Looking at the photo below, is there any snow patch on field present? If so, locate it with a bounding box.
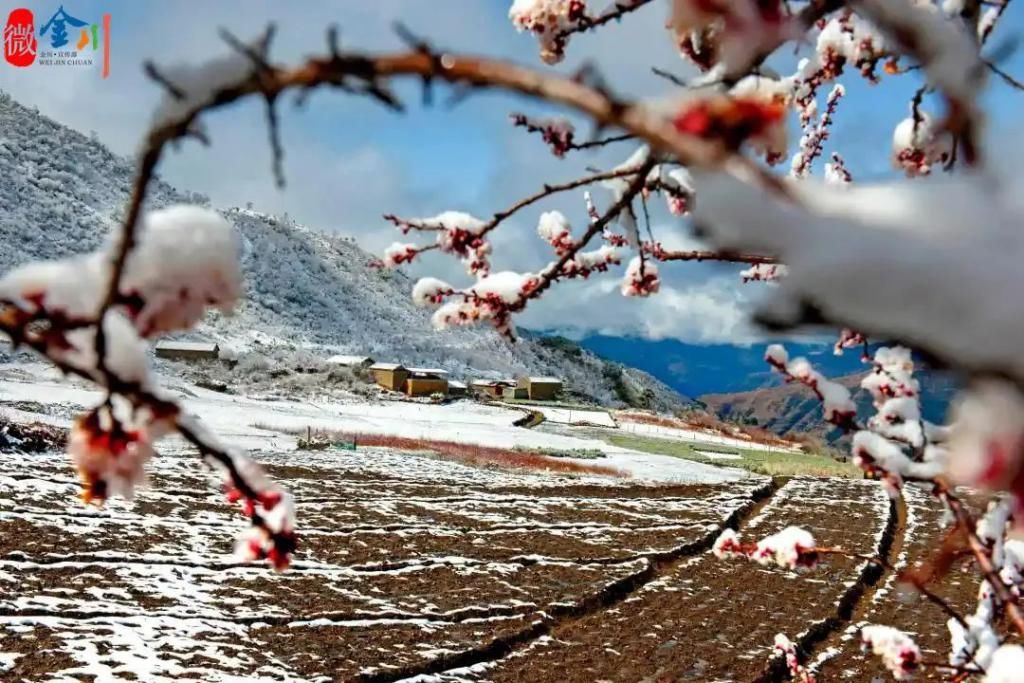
[0,361,742,485]
[617,421,801,453]
[525,406,617,428]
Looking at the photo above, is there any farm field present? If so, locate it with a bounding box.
[0,362,995,682]
[0,436,991,682]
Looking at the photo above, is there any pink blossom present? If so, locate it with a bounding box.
[892,112,953,177]
[621,257,660,297]
[712,528,744,559]
[751,526,817,570]
[68,400,173,504]
[411,277,454,307]
[509,0,587,64]
[383,242,419,267]
[860,625,921,680]
[773,634,816,683]
[537,210,575,255]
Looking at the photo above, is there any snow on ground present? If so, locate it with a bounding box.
[0,361,743,485]
[616,421,802,453]
[692,449,742,460]
[521,405,617,428]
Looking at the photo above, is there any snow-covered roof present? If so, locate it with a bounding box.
[526,376,562,384]
[472,378,515,386]
[448,380,467,390]
[327,354,373,366]
[407,367,449,377]
[370,362,405,371]
[155,341,219,352]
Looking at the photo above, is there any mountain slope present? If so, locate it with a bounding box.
[0,92,690,411]
[574,334,872,397]
[701,371,960,444]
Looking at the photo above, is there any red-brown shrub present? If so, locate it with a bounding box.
[334,432,626,478]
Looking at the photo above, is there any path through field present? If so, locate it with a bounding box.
[0,439,985,682]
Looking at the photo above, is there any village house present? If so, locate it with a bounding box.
[448,380,468,397]
[471,379,516,399]
[326,354,375,369]
[405,368,449,397]
[154,341,220,362]
[517,376,563,401]
[502,385,529,400]
[369,363,409,392]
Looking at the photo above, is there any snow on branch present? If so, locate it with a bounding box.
[692,171,1024,386]
[510,0,656,64]
[765,344,858,429]
[509,112,634,157]
[0,206,296,569]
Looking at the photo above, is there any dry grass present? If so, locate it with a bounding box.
[326,432,626,478]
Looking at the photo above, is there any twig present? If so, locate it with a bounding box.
[651,66,687,87]
[986,60,1024,89]
[816,547,970,629]
[518,158,658,307]
[647,248,778,264]
[555,0,658,39]
[385,165,643,237]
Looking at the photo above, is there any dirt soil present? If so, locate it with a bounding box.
[0,445,991,682]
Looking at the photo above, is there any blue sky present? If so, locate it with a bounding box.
[1,0,1022,344]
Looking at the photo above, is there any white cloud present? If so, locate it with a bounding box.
[517,270,765,344]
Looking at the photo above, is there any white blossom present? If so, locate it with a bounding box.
[751,526,816,570]
[411,277,453,307]
[621,256,660,297]
[860,625,921,680]
[537,210,574,254]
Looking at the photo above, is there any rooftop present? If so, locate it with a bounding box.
[370,362,405,371]
[154,341,219,352]
[327,355,374,365]
[407,367,449,377]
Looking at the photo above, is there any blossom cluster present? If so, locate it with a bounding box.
[421,271,540,337]
[713,526,818,571]
[214,441,298,571]
[673,94,787,165]
[510,113,576,157]
[892,112,953,177]
[667,0,797,74]
[946,381,1024,517]
[508,0,587,64]
[773,634,816,683]
[385,211,493,276]
[537,210,575,255]
[620,256,660,297]
[859,625,921,681]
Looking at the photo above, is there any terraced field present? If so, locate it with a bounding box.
[0,444,990,682]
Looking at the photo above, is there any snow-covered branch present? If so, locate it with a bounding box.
[0,206,296,569]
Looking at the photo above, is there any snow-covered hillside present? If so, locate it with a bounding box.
[0,92,691,411]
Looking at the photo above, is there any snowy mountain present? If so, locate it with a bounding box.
[0,92,691,411]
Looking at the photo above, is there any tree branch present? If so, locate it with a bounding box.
[384,165,644,237]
